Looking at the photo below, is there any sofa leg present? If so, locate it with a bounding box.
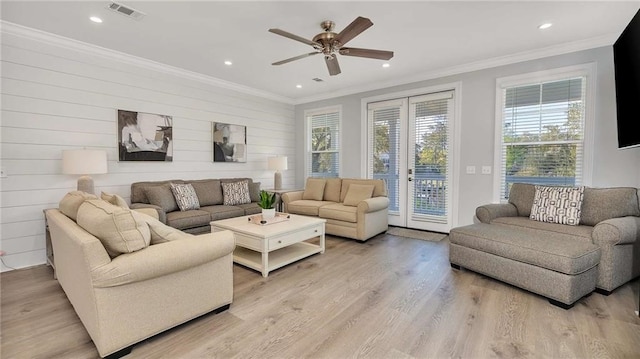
[595,288,613,296]
[548,299,574,310]
[103,345,133,359]
[450,263,461,270]
[213,303,231,314]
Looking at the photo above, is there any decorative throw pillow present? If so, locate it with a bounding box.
[303,178,326,201]
[76,199,150,258]
[59,191,98,221]
[343,184,375,206]
[101,192,129,209]
[530,185,585,225]
[145,185,179,213]
[170,183,200,211]
[250,182,261,203]
[221,180,251,206]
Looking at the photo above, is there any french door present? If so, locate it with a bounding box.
[367,90,455,233]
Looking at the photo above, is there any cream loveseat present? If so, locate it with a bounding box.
[282,178,389,241]
[450,183,640,309]
[130,178,262,234]
[46,191,235,358]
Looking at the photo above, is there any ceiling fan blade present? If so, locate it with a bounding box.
[272,52,320,65]
[334,16,373,46]
[268,28,318,47]
[339,47,394,60]
[325,56,341,76]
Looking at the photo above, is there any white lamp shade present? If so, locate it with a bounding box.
[62,150,108,175]
[267,156,288,171]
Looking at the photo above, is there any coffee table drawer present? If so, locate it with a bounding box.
[268,224,324,250]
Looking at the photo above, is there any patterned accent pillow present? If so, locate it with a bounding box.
[170,183,200,211]
[530,185,585,225]
[221,180,251,206]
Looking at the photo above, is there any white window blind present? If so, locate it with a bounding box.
[499,77,586,200]
[307,108,340,178]
[368,100,403,213]
[410,91,452,220]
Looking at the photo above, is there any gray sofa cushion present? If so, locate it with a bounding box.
[450,223,601,275]
[200,205,245,221]
[491,217,593,240]
[131,180,185,204]
[236,202,262,215]
[145,184,179,213]
[581,187,640,226]
[189,179,223,206]
[508,183,536,217]
[166,210,211,230]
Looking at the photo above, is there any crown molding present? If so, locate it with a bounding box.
[0,21,296,105]
[293,33,617,105]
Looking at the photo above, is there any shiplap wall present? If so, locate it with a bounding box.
[0,26,295,271]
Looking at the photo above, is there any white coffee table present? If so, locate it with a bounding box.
[210,214,326,277]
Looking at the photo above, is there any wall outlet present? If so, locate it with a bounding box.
[466,166,476,174]
[0,168,6,178]
[482,166,492,175]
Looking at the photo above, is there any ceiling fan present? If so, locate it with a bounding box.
[268,16,394,76]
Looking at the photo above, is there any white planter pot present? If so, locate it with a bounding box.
[262,208,276,219]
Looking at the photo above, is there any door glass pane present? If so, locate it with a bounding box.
[372,108,400,212]
[412,98,448,217]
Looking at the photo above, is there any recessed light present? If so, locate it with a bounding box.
[296,84,302,89]
[89,16,103,23]
[224,60,233,66]
[382,63,390,68]
[538,23,552,30]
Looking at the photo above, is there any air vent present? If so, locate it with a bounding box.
[107,2,146,20]
[312,78,324,82]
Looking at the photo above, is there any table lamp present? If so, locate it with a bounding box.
[267,156,288,190]
[62,149,108,195]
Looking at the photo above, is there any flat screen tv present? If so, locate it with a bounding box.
[613,9,640,149]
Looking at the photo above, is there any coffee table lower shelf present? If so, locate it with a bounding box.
[233,242,322,277]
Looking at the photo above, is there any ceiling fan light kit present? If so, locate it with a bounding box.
[269,16,394,76]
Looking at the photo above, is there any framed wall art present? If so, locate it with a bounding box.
[213,122,246,162]
[118,110,173,162]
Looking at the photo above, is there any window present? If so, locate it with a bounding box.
[495,65,593,201]
[305,106,341,178]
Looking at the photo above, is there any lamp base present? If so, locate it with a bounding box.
[274,171,282,190]
[77,175,95,195]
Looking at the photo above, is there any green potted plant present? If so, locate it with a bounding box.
[258,190,277,218]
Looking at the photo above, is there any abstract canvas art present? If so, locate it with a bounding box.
[213,122,246,162]
[118,110,173,162]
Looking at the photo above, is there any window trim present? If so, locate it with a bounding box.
[492,63,595,202]
[304,105,342,179]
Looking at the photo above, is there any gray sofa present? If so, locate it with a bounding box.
[130,178,261,234]
[450,183,640,309]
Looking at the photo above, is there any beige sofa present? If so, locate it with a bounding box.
[450,183,640,309]
[46,191,235,358]
[130,178,262,234]
[282,178,389,241]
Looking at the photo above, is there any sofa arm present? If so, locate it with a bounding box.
[357,196,389,213]
[282,191,303,204]
[130,203,166,223]
[475,203,518,223]
[91,230,235,288]
[592,216,640,246]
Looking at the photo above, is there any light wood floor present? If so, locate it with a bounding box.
[2,234,640,359]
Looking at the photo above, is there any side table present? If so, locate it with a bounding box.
[263,188,302,212]
[43,209,56,279]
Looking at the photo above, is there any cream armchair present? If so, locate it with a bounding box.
[45,193,235,358]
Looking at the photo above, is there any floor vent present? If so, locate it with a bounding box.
[107,2,146,20]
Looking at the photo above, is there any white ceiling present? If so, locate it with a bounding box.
[2,1,639,104]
